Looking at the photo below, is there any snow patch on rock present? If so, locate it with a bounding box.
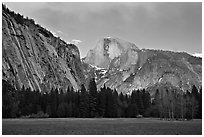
[89,64,106,70]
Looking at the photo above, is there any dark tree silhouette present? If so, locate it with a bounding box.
[88,78,98,117]
[79,84,89,117]
[2,78,202,119]
[97,85,107,117]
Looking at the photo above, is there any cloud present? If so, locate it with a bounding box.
[72,39,82,45]
[42,3,159,22]
[57,30,63,34]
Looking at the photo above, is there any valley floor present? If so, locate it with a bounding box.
[2,118,202,135]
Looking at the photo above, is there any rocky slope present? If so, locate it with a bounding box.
[83,37,202,95]
[2,5,85,92]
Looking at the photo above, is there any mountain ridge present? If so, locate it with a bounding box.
[83,37,202,94]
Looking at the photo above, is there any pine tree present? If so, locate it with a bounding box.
[180,91,184,120]
[97,86,107,117]
[153,89,162,118]
[135,90,144,115]
[105,87,114,117]
[88,78,98,117]
[72,91,80,117]
[50,88,59,117]
[112,89,119,117]
[118,92,126,117]
[79,84,89,117]
[191,85,199,119]
[127,90,139,117]
[25,87,32,115]
[142,89,151,117]
[185,90,192,119]
[65,87,72,104]
[163,89,171,119]
[19,85,26,116]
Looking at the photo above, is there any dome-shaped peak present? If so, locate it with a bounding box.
[101,37,139,51]
[84,37,140,68]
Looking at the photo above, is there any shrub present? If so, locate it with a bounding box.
[21,111,49,118]
[137,114,143,118]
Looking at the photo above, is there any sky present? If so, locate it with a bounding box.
[4,2,202,58]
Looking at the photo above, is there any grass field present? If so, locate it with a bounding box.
[2,118,202,135]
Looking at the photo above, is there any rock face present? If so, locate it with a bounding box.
[84,37,139,69]
[2,6,85,92]
[83,37,202,95]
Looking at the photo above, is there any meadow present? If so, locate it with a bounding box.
[2,118,202,135]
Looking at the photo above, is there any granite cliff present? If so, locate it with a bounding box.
[2,5,85,92]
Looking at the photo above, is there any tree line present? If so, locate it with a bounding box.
[150,85,202,120]
[2,78,202,119]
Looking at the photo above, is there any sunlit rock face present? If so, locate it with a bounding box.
[2,7,85,92]
[84,37,139,70]
[83,38,202,95]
